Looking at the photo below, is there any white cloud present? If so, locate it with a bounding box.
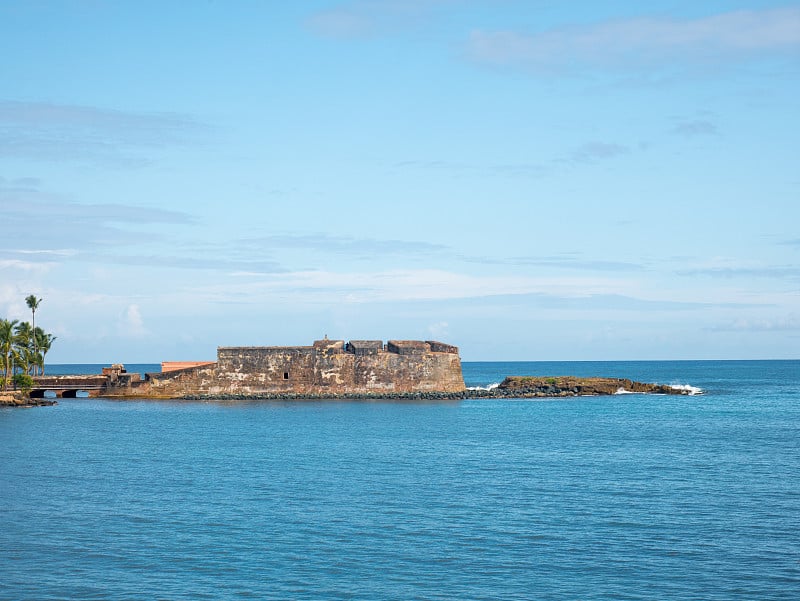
[306,0,456,38]
[467,8,800,72]
[307,6,374,38]
[119,304,149,338]
[672,120,719,137]
[567,142,630,163]
[0,100,208,165]
[1,182,200,264]
[678,265,800,280]
[197,268,639,305]
[427,321,449,339]
[710,315,800,332]
[0,259,55,273]
[242,233,448,256]
[12,249,79,257]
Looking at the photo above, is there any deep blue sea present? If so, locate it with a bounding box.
[2,360,798,600]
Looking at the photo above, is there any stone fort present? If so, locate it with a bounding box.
[110,339,465,398]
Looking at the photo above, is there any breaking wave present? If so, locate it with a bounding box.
[467,382,500,391]
[670,384,704,395]
[615,384,704,395]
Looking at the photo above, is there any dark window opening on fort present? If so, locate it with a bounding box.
[284,372,289,380]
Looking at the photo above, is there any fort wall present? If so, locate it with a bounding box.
[114,339,464,398]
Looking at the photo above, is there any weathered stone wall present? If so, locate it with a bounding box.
[353,350,463,391]
[108,339,465,398]
[215,346,352,394]
[135,363,219,398]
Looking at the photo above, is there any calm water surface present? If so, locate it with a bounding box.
[2,361,798,600]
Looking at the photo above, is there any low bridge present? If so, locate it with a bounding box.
[30,375,110,398]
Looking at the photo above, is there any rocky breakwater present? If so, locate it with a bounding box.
[494,376,689,398]
[182,376,693,401]
[0,391,57,407]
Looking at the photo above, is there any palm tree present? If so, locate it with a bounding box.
[35,328,56,376]
[25,295,41,362]
[14,321,34,375]
[11,346,30,379]
[0,318,18,390]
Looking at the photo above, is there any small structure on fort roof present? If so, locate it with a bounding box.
[346,340,383,355]
[103,338,465,398]
[387,340,428,355]
[102,364,142,388]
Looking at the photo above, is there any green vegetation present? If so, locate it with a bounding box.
[12,373,34,394]
[1,294,57,391]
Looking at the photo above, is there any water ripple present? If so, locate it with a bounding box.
[2,361,799,600]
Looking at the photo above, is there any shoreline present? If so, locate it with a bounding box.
[0,392,57,407]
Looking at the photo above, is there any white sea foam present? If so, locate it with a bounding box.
[670,384,704,395]
[614,387,634,395]
[467,382,500,391]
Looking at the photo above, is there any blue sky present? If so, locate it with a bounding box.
[1,0,798,362]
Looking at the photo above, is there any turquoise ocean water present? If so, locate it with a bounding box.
[2,360,798,600]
